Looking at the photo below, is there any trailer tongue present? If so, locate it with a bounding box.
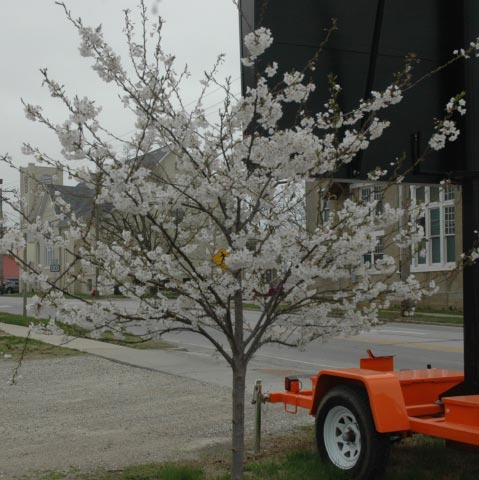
[263,350,477,479]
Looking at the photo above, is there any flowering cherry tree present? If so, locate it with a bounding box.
[1,3,475,479]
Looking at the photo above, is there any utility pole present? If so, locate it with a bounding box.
[22,231,27,317]
[0,179,4,289]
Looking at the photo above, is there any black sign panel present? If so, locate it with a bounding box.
[239,0,465,183]
[240,0,479,393]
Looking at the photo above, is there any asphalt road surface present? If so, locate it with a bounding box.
[0,295,463,376]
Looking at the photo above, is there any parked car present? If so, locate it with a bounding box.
[0,278,19,294]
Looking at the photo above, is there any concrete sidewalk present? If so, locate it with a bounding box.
[0,321,285,390]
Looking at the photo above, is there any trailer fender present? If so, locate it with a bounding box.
[311,370,410,433]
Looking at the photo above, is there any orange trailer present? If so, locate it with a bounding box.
[264,350,479,479]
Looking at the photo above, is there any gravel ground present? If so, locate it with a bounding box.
[0,355,312,479]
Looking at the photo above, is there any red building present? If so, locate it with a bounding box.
[1,254,19,280]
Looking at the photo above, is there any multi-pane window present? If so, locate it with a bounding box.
[321,197,331,224]
[357,185,384,267]
[46,247,53,267]
[444,205,456,263]
[360,186,383,215]
[444,185,455,201]
[411,185,456,268]
[363,235,385,266]
[246,239,258,252]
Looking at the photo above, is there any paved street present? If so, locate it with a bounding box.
[0,295,464,391]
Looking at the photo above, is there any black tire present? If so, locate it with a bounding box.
[316,385,390,480]
[5,288,12,294]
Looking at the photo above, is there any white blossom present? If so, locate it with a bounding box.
[265,62,278,77]
[241,27,273,66]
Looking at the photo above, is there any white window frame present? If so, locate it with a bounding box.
[410,185,456,272]
[46,246,53,267]
[363,231,385,267]
[359,185,383,216]
[350,184,386,271]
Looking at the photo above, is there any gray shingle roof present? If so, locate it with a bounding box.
[46,147,170,224]
[130,147,170,169]
[48,183,95,224]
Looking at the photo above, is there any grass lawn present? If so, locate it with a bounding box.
[0,311,47,328]
[0,311,176,350]
[0,332,81,359]
[379,310,463,325]
[31,429,479,480]
[99,330,176,350]
[243,304,464,326]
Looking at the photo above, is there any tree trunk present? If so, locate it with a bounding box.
[231,360,247,480]
[231,279,246,480]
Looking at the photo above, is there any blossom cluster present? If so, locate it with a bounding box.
[241,27,273,67]
[429,95,466,151]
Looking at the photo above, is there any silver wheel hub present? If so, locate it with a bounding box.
[323,405,361,470]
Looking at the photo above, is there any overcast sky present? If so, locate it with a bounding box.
[0,0,241,220]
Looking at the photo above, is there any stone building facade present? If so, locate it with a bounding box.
[306,180,463,310]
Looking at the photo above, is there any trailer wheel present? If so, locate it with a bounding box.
[316,385,390,480]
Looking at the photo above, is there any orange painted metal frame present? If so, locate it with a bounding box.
[266,353,479,446]
[313,368,410,432]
